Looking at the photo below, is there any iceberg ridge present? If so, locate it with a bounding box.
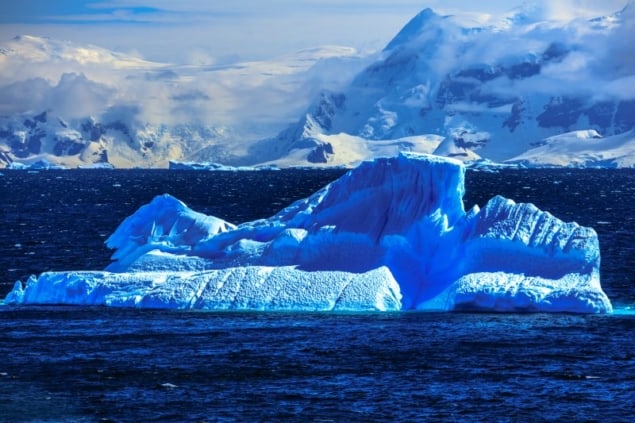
[3,153,612,313]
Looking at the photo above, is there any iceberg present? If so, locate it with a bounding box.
[3,153,612,313]
[7,159,68,170]
[168,161,280,171]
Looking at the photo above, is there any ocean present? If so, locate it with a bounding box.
[1,168,634,421]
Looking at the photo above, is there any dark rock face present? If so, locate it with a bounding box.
[81,119,133,144]
[506,61,541,80]
[33,111,47,123]
[538,98,635,135]
[0,150,12,166]
[312,93,346,132]
[0,112,118,166]
[27,130,45,155]
[98,148,109,163]
[615,100,635,133]
[537,97,585,130]
[105,121,130,137]
[434,69,513,116]
[53,135,85,156]
[502,101,526,132]
[435,43,561,110]
[5,128,45,158]
[81,119,106,141]
[542,42,569,62]
[307,142,334,163]
[452,130,489,149]
[587,101,614,130]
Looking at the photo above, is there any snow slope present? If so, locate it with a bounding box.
[4,153,611,313]
[507,130,635,168]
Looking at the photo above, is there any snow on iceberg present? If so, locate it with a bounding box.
[3,153,612,313]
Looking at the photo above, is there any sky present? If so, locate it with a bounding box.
[0,0,628,65]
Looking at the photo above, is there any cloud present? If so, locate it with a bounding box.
[0,42,366,134]
[598,2,635,77]
[510,0,628,21]
[447,2,635,102]
[0,78,50,114]
[603,76,635,100]
[47,72,115,118]
[170,90,211,102]
[143,69,178,81]
[0,73,115,116]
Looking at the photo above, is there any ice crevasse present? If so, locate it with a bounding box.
[4,153,612,313]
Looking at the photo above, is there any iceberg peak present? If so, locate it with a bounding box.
[272,152,465,237]
[105,194,236,272]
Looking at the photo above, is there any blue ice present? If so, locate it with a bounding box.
[3,153,612,313]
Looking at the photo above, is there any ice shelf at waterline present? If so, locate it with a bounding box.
[3,153,612,313]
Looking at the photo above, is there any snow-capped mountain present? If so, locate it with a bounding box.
[2,3,635,169]
[0,35,365,168]
[506,129,635,168]
[255,4,635,167]
[0,109,232,168]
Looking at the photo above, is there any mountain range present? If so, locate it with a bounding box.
[1,4,634,168]
[0,34,365,168]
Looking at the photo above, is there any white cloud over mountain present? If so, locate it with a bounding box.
[0,35,367,131]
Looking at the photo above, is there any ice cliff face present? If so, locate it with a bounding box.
[3,153,612,313]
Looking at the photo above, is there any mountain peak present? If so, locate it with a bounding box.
[3,34,164,69]
[10,35,59,50]
[13,34,47,41]
[384,8,440,51]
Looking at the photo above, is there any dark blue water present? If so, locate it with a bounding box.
[1,168,634,421]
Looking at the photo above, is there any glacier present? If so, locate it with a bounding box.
[3,153,612,313]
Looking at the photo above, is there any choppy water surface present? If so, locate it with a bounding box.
[1,308,635,422]
[1,168,634,421]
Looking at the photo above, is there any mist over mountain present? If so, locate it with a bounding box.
[1,3,634,168]
[0,35,366,168]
